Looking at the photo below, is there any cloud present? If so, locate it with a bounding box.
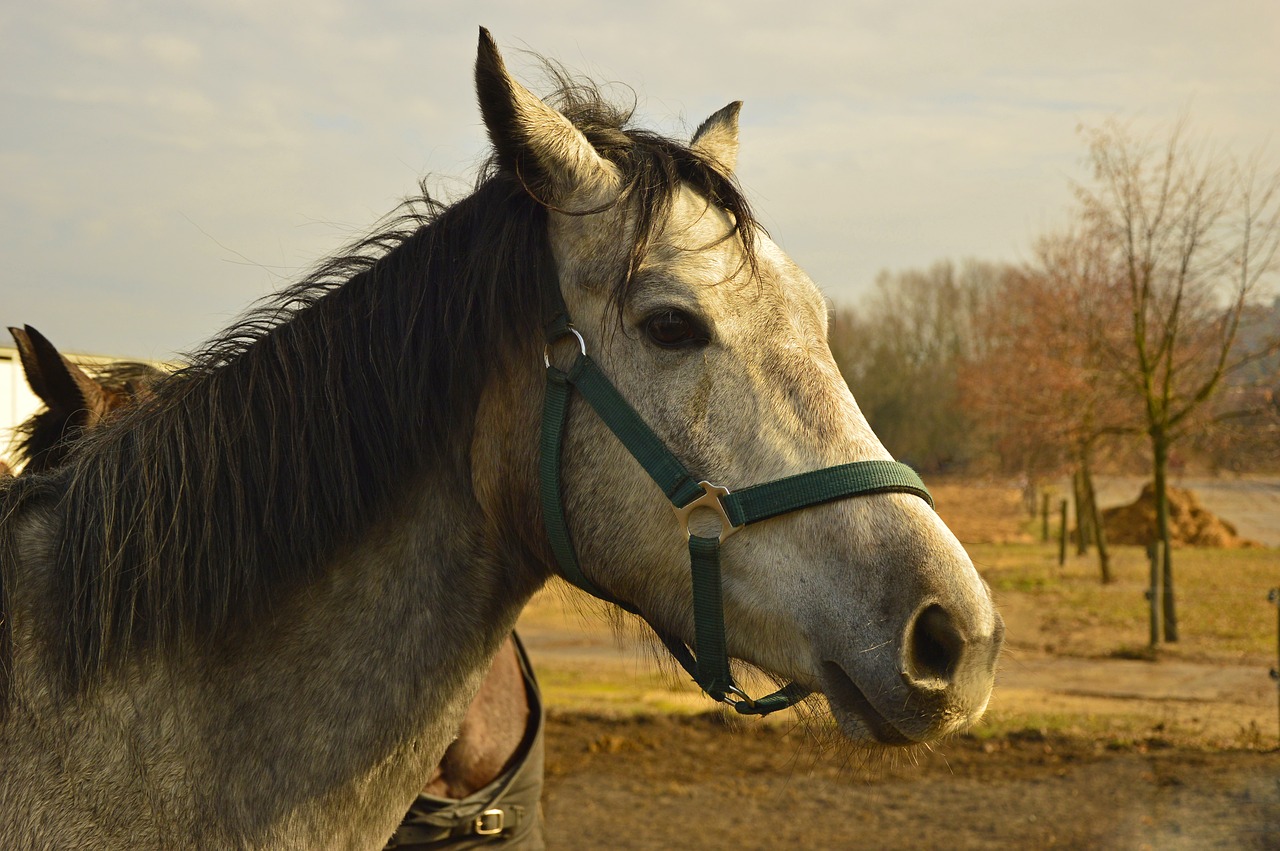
[2,0,1278,356]
[140,33,203,69]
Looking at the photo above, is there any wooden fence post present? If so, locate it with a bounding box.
[1057,500,1068,567]
[1269,588,1279,743]
[1073,471,1089,556]
[1041,493,1050,543]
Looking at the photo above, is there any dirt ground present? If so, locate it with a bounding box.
[520,476,1280,849]
[540,713,1280,850]
[528,646,1280,850]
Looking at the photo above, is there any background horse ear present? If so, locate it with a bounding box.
[9,325,106,420]
[474,27,620,209]
[690,102,742,176]
[9,326,51,403]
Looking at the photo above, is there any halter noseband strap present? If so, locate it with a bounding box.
[539,307,934,717]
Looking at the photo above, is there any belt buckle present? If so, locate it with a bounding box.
[474,808,505,836]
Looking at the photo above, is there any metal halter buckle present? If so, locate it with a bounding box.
[474,809,505,836]
[672,481,740,541]
[543,327,587,368]
[717,683,756,710]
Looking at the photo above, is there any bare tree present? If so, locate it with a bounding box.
[959,229,1139,581]
[1075,118,1280,639]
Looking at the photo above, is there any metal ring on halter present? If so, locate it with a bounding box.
[543,327,587,368]
[717,684,756,709]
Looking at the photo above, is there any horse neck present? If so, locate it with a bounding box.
[192,354,551,843]
[191,330,557,838]
[3,312,554,849]
[2,462,546,849]
[195,472,541,845]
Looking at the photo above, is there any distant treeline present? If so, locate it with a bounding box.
[831,260,1280,478]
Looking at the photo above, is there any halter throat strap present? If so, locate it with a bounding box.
[539,324,934,716]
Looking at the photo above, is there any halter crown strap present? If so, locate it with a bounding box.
[541,329,934,715]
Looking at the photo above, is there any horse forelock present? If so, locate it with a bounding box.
[0,72,763,703]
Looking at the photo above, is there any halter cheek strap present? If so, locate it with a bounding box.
[539,321,934,717]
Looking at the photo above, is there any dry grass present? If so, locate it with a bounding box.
[975,542,1279,661]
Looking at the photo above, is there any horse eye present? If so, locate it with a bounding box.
[644,310,707,348]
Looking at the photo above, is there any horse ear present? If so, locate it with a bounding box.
[475,27,620,207]
[9,326,49,401]
[690,102,742,175]
[10,325,105,418]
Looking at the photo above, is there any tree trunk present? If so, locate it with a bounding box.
[1080,457,1111,583]
[1152,430,1179,641]
[1073,470,1089,556]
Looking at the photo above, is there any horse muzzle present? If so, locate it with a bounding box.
[820,604,1005,745]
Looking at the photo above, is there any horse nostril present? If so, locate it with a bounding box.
[907,604,965,683]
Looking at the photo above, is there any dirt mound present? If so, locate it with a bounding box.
[1102,483,1259,548]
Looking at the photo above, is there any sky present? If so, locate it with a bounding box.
[3,0,1278,360]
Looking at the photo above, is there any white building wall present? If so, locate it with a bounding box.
[0,347,43,465]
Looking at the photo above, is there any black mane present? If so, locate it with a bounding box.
[0,74,759,702]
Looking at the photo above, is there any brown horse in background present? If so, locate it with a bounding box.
[7,326,165,475]
[6,324,545,848]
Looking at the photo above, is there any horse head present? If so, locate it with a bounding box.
[471,30,1002,746]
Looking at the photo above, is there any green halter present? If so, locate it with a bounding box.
[539,312,933,716]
